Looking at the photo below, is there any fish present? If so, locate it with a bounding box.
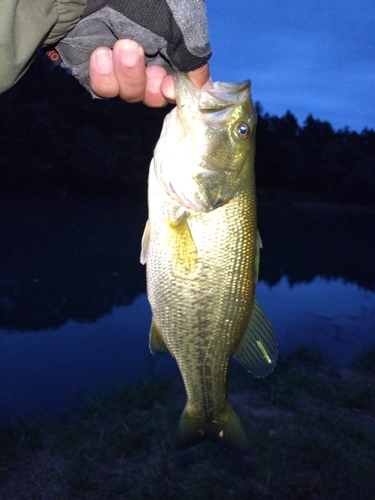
[140,72,278,453]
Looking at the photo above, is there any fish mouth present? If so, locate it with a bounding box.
[174,72,251,114]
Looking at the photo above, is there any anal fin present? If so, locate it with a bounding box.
[149,317,170,355]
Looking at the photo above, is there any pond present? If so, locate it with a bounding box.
[1,193,374,421]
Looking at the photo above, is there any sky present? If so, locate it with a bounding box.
[204,0,375,132]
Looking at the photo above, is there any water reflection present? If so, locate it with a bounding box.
[257,277,375,365]
[0,193,147,330]
[1,193,375,420]
[0,295,176,420]
[1,193,374,331]
[1,278,374,421]
[257,198,375,290]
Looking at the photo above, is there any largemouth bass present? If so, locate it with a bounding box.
[141,73,278,453]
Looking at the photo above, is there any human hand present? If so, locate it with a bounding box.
[56,1,211,105]
[89,39,211,106]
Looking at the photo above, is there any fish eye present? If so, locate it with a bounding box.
[235,122,250,139]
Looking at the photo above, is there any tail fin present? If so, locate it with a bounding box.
[174,404,249,454]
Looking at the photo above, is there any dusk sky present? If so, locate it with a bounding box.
[205,0,374,132]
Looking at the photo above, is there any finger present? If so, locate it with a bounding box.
[112,39,147,103]
[160,74,176,102]
[187,63,212,89]
[89,47,120,98]
[160,63,212,102]
[143,66,169,107]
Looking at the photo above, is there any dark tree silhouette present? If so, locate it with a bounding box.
[0,52,374,205]
[1,54,374,331]
[255,106,374,205]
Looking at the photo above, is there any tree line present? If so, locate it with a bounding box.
[255,106,375,205]
[0,52,374,205]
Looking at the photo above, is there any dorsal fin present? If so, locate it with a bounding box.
[234,299,278,378]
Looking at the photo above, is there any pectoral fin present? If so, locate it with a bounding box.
[149,318,170,355]
[167,215,198,277]
[234,299,278,377]
[140,219,151,265]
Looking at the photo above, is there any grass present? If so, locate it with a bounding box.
[1,347,374,499]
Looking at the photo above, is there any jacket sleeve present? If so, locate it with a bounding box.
[0,0,87,94]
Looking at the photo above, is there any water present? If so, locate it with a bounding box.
[0,295,176,420]
[0,193,374,420]
[257,277,375,365]
[1,278,374,421]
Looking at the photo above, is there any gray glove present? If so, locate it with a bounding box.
[56,0,211,96]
